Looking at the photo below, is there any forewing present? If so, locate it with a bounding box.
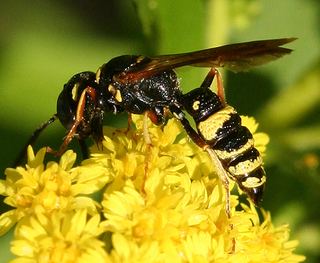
[117,38,296,83]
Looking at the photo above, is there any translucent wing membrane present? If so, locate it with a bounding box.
[118,38,296,82]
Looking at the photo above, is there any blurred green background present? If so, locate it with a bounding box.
[0,0,319,262]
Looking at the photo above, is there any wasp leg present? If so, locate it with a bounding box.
[143,107,168,145]
[78,138,89,160]
[171,105,235,251]
[205,147,236,253]
[201,68,226,105]
[143,112,152,145]
[140,112,154,195]
[214,69,225,105]
[200,68,215,88]
[126,113,133,133]
[141,107,169,192]
[172,106,231,217]
[51,87,97,157]
[205,148,235,252]
[13,114,58,167]
[170,106,207,148]
[205,148,232,217]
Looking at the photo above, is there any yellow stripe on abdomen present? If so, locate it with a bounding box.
[197,106,236,142]
[228,155,263,176]
[214,138,254,160]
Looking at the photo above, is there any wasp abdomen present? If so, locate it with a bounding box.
[196,105,266,205]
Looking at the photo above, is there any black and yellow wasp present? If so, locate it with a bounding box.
[15,38,295,215]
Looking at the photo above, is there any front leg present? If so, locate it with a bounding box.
[49,87,98,157]
[13,114,58,166]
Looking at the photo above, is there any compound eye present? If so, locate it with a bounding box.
[57,86,76,130]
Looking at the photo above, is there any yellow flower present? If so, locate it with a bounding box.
[0,146,111,236]
[1,114,305,262]
[95,115,304,262]
[241,116,270,156]
[10,209,110,263]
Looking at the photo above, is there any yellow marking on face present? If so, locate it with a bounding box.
[71,83,80,101]
[197,106,236,141]
[96,67,101,84]
[228,156,262,176]
[192,100,200,110]
[242,175,266,188]
[215,139,254,160]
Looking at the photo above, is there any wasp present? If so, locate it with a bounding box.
[14,38,295,214]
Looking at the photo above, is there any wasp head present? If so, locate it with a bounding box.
[57,71,107,145]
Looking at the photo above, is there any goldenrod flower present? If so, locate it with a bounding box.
[0,146,111,236]
[241,116,270,156]
[97,115,304,262]
[1,115,305,262]
[10,209,109,263]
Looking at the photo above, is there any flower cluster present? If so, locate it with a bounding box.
[0,115,305,262]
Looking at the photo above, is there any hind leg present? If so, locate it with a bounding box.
[201,68,226,105]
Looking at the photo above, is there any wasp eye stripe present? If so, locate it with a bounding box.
[71,83,80,101]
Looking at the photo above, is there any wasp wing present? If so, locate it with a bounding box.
[117,38,296,83]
